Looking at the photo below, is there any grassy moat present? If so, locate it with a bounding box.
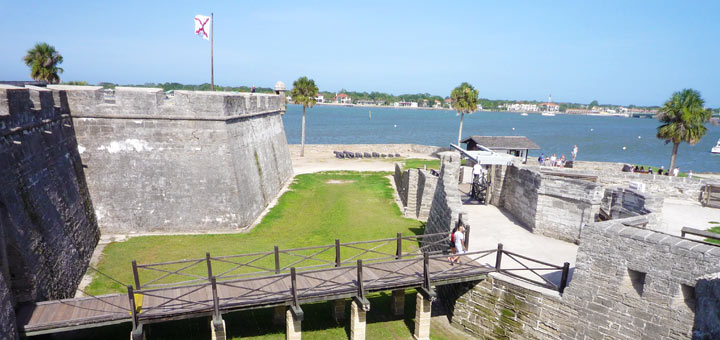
[77,171,465,340]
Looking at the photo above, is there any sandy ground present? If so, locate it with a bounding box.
[660,198,720,238]
[290,146,433,174]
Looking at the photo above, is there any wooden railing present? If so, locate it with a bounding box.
[681,227,720,245]
[494,243,571,293]
[123,232,572,329]
[702,184,720,208]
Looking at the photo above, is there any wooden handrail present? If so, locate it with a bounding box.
[681,227,720,242]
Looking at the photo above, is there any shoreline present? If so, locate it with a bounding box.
[294,103,658,118]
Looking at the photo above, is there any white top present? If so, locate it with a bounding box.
[453,230,465,252]
[473,163,483,175]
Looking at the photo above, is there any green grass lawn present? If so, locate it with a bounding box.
[706,226,720,245]
[67,171,468,340]
[88,171,425,295]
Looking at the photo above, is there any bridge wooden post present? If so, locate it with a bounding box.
[332,299,345,322]
[464,224,471,249]
[495,243,503,271]
[559,262,570,294]
[395,232,402,259]
[209,276,226,340]
[274,246,280,274]
[127,285,144,340]
[351,259,370,340]
[390,290,405,316]
[206,252,213,280]
[132,260,141,289]
[287,267,304,339]
[415,253,437,340]
[335,239,341,267]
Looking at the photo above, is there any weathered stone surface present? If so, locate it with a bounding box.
[0,85,100,338]
[535,161,707,202]
[0,275,17,340]
[46,85,293,232]
[446,217,720,339]
[424,152,465,252]
[493,165,603,243]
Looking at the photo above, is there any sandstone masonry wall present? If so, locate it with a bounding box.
[561,218,720,339]
[393,164,438,221]
[602,187,664,230]
[449,217,720,339]
[450,276,575,339]
[416,169,438,221]
[424,152,465,252]
[495,166,603,243]
[47,85,293,232]
[0,85,101,338]
[0,276,17,340]
[528,163,708,202]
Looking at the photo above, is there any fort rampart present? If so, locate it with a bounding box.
[493,165,604,243]
[394,163,441,221]
[0,85,101,339]
[449,215,720,339]
[47,85,293,233]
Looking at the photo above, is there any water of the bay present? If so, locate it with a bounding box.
[282,104,720,173]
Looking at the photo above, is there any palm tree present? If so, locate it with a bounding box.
[451,82,479,145]
[23,43,64,84]
[656,88,711,171]
[290,76,319,157]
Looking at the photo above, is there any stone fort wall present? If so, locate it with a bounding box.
[494,165,604,243]
[47,85,293,233]
[393,164,439,221]
[0,85,101,339]
[449,216,720,339]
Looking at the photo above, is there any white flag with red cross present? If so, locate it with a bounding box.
[194,15,211,40]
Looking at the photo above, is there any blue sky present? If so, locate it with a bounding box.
[1,1,718,107]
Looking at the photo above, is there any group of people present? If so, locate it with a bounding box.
[539,153,567,167]
[632,165,687,177]
[447,224,466,265]
[538,145,578,168]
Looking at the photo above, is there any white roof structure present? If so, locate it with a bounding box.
[450,144,515,165]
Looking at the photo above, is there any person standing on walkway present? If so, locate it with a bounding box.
[452,225,466,264]
[571,144,578,161]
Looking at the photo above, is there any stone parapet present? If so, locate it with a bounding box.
[495,165,603,243]
[46,85,283,118]
[48,84,292,232]
[449,217,720,339]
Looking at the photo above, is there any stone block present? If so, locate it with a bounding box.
[286,307,302,340]
[350,299,367,340]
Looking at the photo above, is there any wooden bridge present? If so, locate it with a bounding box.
[16,230,571,340]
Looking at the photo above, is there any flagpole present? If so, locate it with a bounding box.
[210,12,214,91]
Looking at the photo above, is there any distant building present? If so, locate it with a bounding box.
[434,100,442,108]
[539,94,560,113]
[538,102,560,112]
[315,94,324,103]
[394,101,418,108]
[506,102,538,112]
[333,93,351,104]
[461,135,540,164]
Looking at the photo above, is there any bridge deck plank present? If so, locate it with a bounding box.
[18,255,490,335]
